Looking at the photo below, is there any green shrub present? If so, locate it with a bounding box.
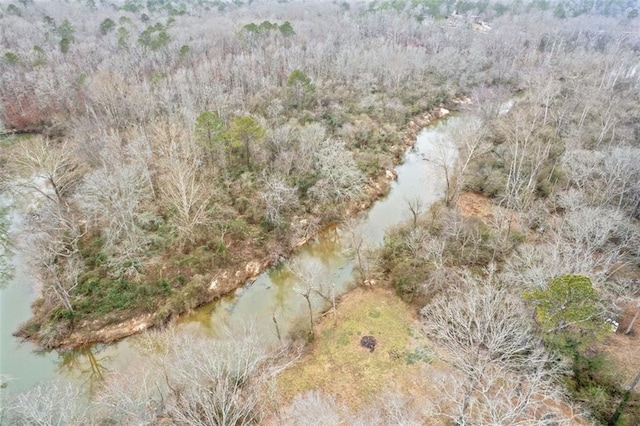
[224,218,253,238]
[158,278,172,295]
[525,275,640,423]
[99,18,116,35]
[381,229,432,303]
[404,346,434,365]
[72,275,167,318]
[3,51,19,65]
[295,173,318,199]
[535,164,566,198]
[322,112,344,129]
[483,169,508,197]
[79,236,106,267]
[391,260,429,303]
[51,307,75,321]
[508,229,526,245]
[563,348,640,424]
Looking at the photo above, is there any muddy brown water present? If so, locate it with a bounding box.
[0,117,460,395]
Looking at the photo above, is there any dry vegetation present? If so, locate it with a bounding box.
[1,0,460,347]
[2,0,640,424]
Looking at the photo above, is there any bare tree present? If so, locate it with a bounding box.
[344,218,375,286]
[77,143,157,277]
[405,196,425,228]
[421,269,568,424]
[502,194,639,291]
[504,238,602,291]
[605,278,640,335]
[429,118,488,207]
[296,123,326,174]
[96,326,294,426]
[94,366,163,425]
[0,204,12,288]
[289,258,336,335]
[356,391,425,426]
[266,124,297,176]
[282,389,426,426]
[309,139,364,205]
[559,204,636,258]
[600,146,640,217]
[563,146,640,218]
[428,132,458,207]
[450,118,490,204]
[163,327,291,425]
[494,102,553,210]
[1,137,88,315]
[10,137,84,208]
[158,139,213,245]
[422,270,544,375]
[7,381,90,426]
[260,173,297,227]
[431,363,578,426]
[469,85,513,121]
[281,391,344,426]
[21,200,85,312]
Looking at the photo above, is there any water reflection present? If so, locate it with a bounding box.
[57,345,109,392]
[177,222,348,340]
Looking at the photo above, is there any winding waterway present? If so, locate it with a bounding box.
[0,116,460,396]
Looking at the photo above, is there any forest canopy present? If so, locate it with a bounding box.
[1,0,640,424]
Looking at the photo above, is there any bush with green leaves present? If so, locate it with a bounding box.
[58,19,75,54]
[138,23,170,50]
[525,274,607,346]
[227,115,265,170]
[242,20,295,37]
[3,51,19,65]
[287,70,315,110]
[99,18,116,35]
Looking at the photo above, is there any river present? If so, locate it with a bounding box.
[0,116,459,397]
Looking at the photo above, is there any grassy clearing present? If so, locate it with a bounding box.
[277,286,439,408]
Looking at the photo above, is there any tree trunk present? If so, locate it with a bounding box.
[625,307,639,335]
[608,369,640,425]
[272,312,281,342]
[304,294,314,336]
[245,140,251,169]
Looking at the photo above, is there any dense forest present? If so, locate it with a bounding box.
[1,0,640,424]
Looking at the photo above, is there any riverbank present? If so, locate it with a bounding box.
[13,103,458,350]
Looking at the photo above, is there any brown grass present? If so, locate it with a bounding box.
[602,303,640,390]
[276,286,449,410]
[457,191,494,219]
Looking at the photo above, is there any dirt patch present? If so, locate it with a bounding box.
[602,303,640,388]
[456,191,494,219]
[456,191,534,242]
[58,314,154,347]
